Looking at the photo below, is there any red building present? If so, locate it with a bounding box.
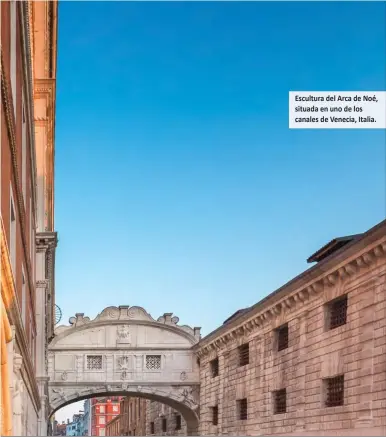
[91,397,122,436]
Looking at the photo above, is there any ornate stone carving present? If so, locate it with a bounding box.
[121,383,128,390]
[51,388,66,402]
[180,371,187,381]
[116,326,131,344]
[128,308,137,319]
[60,371,68,381]
[179,388,198,408]
[118,356,130,370]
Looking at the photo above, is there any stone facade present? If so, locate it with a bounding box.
[195,219,386,436]
[117,397,147,435]
[1,1,57,435]
[48,307,201,435]
[146,400,187,436]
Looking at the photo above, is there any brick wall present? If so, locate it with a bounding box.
[146,401,187,436]
[196,225,386,436]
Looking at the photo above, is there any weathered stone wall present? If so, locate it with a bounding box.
[146,400,187,435]
[196,224,386,436]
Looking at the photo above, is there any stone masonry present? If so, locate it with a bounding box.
[146,400,187,436]
[195,220,386,436]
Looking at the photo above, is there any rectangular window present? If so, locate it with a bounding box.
[210,357,219,378]
[10,0,16,116]
[237,398,248,420]
[162,418,167,432]
[22,268,26,325]
[99,429,105,436]
[277,324,289,351]
[145,355,161,370]
[22,92,26,205]
[99,406,105,414]
[273,389,287,414]
[175,415,181,430]
[328,295,348,330]
[86,355,103,370]
[99,417,105,425]
[325,375,344,407]
[238,343,249,367]
[150,422,155,435]
[112,406,118,412]
[211,406,218,426]
[10,190,16,275]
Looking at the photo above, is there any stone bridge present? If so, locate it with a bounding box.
[47,306,201,434]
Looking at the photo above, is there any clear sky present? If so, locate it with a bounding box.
[54,1,385,422]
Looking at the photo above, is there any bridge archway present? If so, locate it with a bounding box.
[48,306,201,435]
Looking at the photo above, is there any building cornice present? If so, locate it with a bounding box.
[1,218,42,411]
[19,1,38,220]
[0,46,36,320]
[194,220,386,358]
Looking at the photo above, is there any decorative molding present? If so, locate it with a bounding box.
[1,218,41,411]
[0,46,36,322]
[195,237,386,359]
[54,306,200,345]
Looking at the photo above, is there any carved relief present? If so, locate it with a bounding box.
[180,371,187,381]
[116,326,131,345]
[60,371,68,381]
[118,355,130,370]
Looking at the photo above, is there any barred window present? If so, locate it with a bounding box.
[329,295,348,330]
[162,418,167,432]
[175,415,181,430]
[325,375,344,407]
[210,358,219,378]
[277,324,289,351]
[150,422,155,434]
[211,406,218,425]
[146,355,161,370]
[273,389,286,414]
[238,343,249,366]
[237,398,248,420]
[86,355,102,370]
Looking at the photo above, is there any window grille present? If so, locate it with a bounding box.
[87,355,102,370]
[237,399,248,420]
[238,343,249,366]
[212,406,218,425]
[326,375,344,407]
[210,358,219,377]
[329,295,348,329]
[175,415,181,430]
[162,418,167,432]
[274,389,286,414]
[277,324,289,351]
[146,355,161,370]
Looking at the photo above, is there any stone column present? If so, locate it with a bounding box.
[12,353,24,436]
[38,394,48,436]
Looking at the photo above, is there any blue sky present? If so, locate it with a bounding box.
[55,1,385,342]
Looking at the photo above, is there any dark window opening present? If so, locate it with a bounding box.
[175,415,181,430]
[212,406,218,426]
[210,358,219,377]
[329,295,348,329]
[325,375,344,407]
[150,422,155,434]
[238,343,249,366]
[277,324,289,351]
[274,389,286,414]
[162,418,167,433]
[237,399,248,420]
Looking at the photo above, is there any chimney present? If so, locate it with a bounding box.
[194,327,201,340]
